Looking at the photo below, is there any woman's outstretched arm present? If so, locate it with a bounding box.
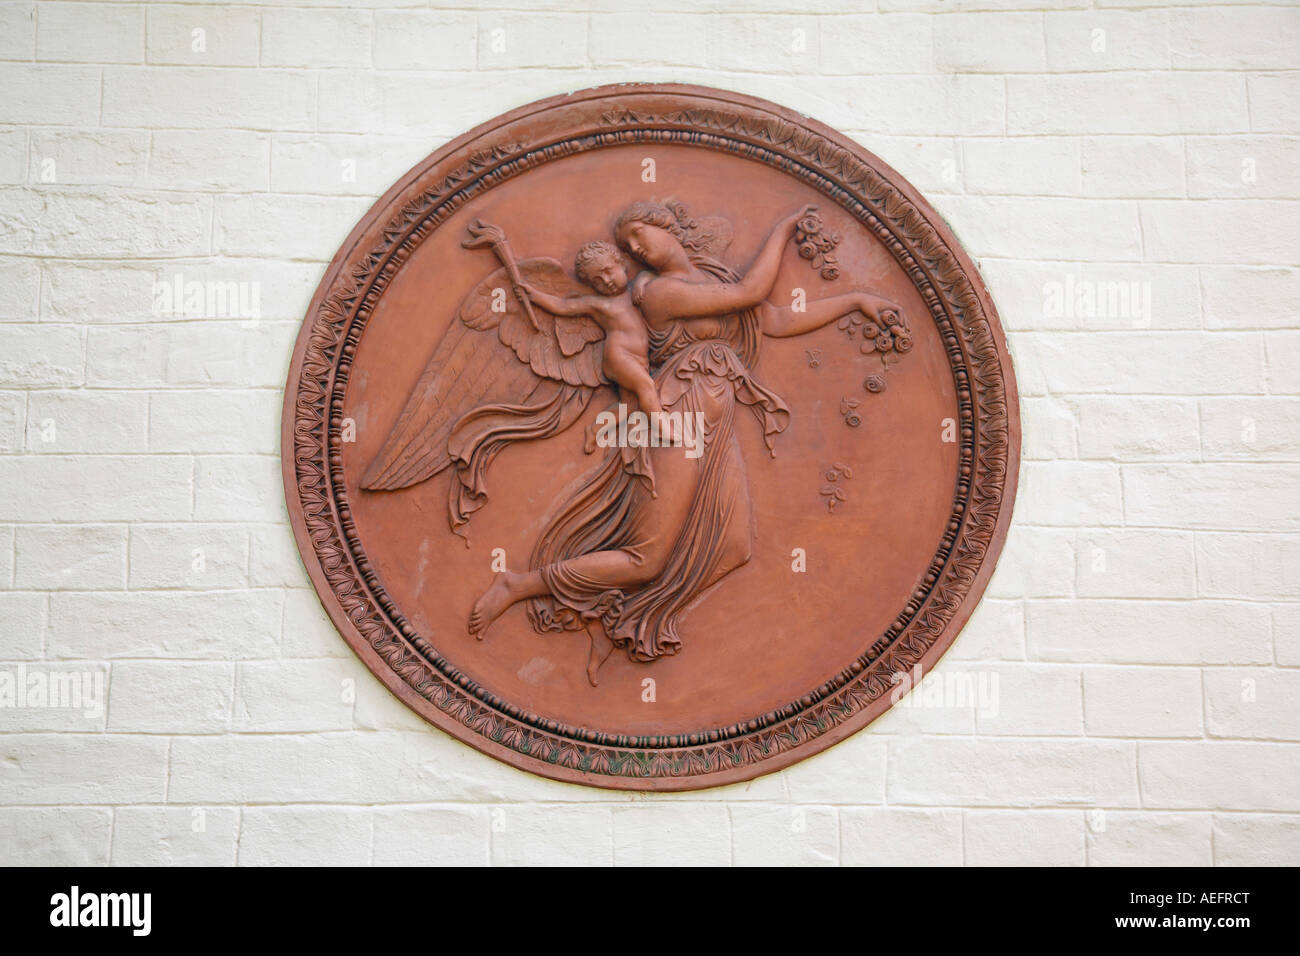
[643,205,815,320]
[758,292,903,338]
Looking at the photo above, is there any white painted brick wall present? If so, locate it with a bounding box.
[1,0,1296,867]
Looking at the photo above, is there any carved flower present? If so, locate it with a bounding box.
[894,333,913,353]
[865,375,886,393]
[798,240,817,260]
[874,332,893,352]
[821,265,840,281]
[797,213,822,235]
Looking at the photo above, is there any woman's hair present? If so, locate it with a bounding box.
[613,199,710,261]
[573,240,620,286]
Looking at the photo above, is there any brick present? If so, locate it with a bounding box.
[1073,397,1199,462]
[146,4,260,67]
[232,660,355,732]
[36,2,142,64]
[589,13,708,69]
[111,807,239,866]
[0,257,39,320]
[0,127,23,183]
[1027,599,1271,665]
[149,390,279,454]
[974,664,1082,736]
[108,662,234,733]
[0,65,100,124]
[281,588,351,659]
[148,130,271,191]
[270,133,430,197]
[86,326,168,387]
[1188,136,1300,200]
[1022,396,1077,460]
[1249,74,1300,134]
[148,260,312,323]
[1139,742,1300,811]
[0,188,210,258]
[1205,669,1300,740]
[1081,136,1183,198]
[14,525,126,590]
[1016,332,1264,394]
[1086,811,1211,866]
[0,734,166,804]
[819,14,930,75]
[841,808,962,865]
[1044,10,1170,72]
[1076,530,1196,598]
[0,2,36,59]
[1124,464,1300,530]
[372,806,488,865]
[1213,813,1300,866]
[1008,73,1247,135]
[1201,398,1300,461]
[492,805,611,866]
[846,134,957,196]
[963,138,1080,196]
[1268,331,1300,393]
[1142,199,1300,265]
[25,391,148,453]
[261,9,372,69]
[730,805,837,866]
[128,524,249,589]
[166,321,295,387]
[239,807,372,867]
[477,14,584,69]
[42,262,155,323]
[1202,266,1300,329]
[935,12,1044,73]
[613,804,728,866]
[944,598,1026,661]
[0,593,45,658]
[103,67,316,131]
[194,454,285,522]
[0,390,22,452]
[783,732,886,804]
[249,524,311,590]
[936,197,1141,262]
[1016,462,1123,526]
[27,129,148,186]
[214,195,371,260]
[965,810,1084,866]
[705,15,819,74]
[1082,666,1203,737]
[48,591,281,659]
[0,808,111,865]
[0,524,12,584]
[374,11,476,71]
[0,325,83,386]
[0,456,190,521]
[888,737,1138,807]
[1276,605,1300,667]
[1170,7,1300,71]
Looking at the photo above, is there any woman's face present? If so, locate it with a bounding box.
[616,220,677,271]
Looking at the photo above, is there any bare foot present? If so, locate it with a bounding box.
[468,571,525,639]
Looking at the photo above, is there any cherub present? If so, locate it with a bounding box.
[516,240,663,421]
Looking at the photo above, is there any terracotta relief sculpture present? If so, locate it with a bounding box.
[283,85,1020,790]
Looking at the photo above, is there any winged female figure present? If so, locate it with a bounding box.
[363,199,904,684]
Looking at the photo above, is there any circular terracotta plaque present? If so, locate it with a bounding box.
[283,84,1020,790]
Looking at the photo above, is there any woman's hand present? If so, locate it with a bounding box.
[858,294,905,330]
[782,204,819,236]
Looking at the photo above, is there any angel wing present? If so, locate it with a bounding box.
[360,257,606,494]
[663,197,733,259]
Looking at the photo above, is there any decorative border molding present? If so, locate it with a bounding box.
[282,85,1020,790]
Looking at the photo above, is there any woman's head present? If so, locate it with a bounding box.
[614,201,688,271]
